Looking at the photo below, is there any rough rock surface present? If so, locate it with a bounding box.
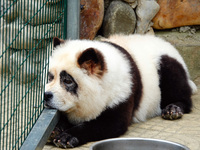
[19,0,62,25]
[153,0,200,29]
[102,1,136,37]
[80,0,104,40]
[2,20,61,50]
[9,51,39,83]
[1,0,18,23]
[129,1,138,9]
[9,45,49,83]
[135,0,160,34]
[123,0,136,2]
[104,0,113,12]
[122,0,138,8]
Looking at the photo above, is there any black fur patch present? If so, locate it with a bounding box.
[60,71,78,95]
[158,55,192,113]
[78,48,104,69]
[104,41,143,117]
[48,72,54,83]
[77,48,107,77]
[53,37,65,48]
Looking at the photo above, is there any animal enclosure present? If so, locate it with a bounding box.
[0,0,65,149]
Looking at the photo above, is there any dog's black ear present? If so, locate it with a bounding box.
[77,48,107,78]
[53,37,65,48]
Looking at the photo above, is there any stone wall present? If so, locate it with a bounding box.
[85,0,200,38]
[80,0,160,38]
[0,0,63,82]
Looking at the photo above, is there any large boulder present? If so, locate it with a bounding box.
[2,19,61,50]
[102,1,136,37]
[135,0,160,34]
[19,0,62,25]
[1,0,19,23]
[9,45,49,83]
[80,0,104,39]
[153,0,200,29]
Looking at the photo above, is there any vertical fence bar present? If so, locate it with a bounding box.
[65,0,80,39]
[63,0,67,40]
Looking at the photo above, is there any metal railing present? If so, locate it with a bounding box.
[1,0,80,149]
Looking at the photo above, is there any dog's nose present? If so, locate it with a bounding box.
[44,92,53,102]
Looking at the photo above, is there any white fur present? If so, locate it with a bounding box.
[46,40,133,124]
[189,80,198,94]
[104,34,196,122]
[45,34,196,124]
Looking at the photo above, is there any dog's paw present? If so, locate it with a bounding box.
[162,104,183,120]
[53,132,79,148]
[47,127,62,143]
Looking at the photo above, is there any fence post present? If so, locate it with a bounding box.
[63,0,68,39]
[64,0,80,39]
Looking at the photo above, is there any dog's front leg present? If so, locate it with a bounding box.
[53,108,130,148]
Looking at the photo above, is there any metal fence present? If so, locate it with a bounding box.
[0,0,65,149]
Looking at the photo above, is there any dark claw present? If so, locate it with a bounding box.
[67,137,79,148]
[162,104,183,120]
[47,127,63,143]
[53,132,79,148]
[53,139,62,148]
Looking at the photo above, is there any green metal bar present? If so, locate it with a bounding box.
[20,109,60,150]
[66,0,80,39]
[63,0,67,39]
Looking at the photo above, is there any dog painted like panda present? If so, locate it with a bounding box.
[44,34,197,148]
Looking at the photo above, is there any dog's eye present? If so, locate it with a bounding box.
[63,79,73,85]
[62,76,78,94]
[48,72,54,82]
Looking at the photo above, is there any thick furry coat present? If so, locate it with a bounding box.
[44,34,197,148]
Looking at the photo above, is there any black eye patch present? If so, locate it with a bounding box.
[48,72,54,83]
[60,71,78,95]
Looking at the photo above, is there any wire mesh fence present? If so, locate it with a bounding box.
[0,0,64,149]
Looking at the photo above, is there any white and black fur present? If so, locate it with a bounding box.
[44,34,197,148]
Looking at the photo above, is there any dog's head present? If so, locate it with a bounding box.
[44,37,108,123]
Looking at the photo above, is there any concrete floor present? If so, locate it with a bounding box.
[43,83,200,150]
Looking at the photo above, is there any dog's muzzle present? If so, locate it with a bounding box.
[44,91,53,108]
